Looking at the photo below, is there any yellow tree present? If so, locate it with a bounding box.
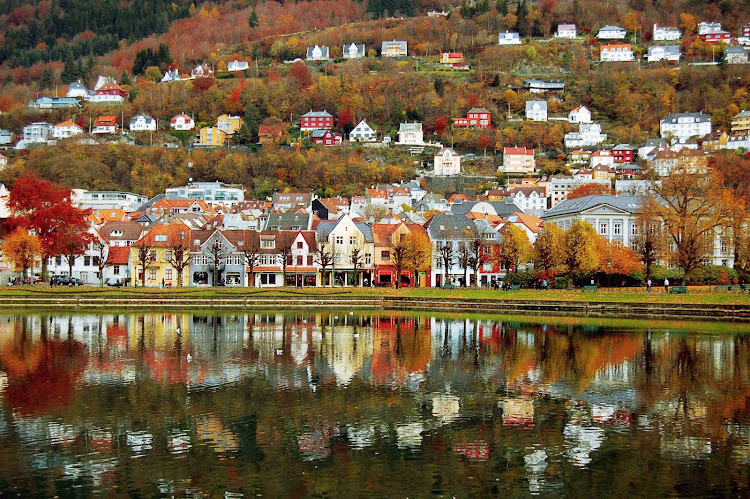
[405,229,432,287]
[650,167,732,284]
[1,228,41,282]
[679,13,697,34]
[498,224,532,273]
[564,221,599,287]
[533,223,566,276]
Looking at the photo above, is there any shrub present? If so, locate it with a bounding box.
[554,276,568,289]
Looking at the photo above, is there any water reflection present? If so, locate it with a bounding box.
[0,312,748,496]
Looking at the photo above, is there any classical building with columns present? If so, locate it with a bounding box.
[541,195,643,249]
[542,194,735,267]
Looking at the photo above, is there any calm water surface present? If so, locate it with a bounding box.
[0,311,748,497]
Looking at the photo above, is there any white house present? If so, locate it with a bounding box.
[52,120,83,139]
[653,24,681,41]
[397,123,424,145]
[597,25,627,39]
[343,43,366,59]
[381,40,408,57]
[433,147,461,176]
[508,186,548,215]
[564,123,607,148]
[646,45,681,62]
[568,106,592,124]
[306,45,330,61]
[590,149,615,168]
[22,122,52,144]
[315,214,375,286]
[129,114,156,132]
[525,101,548,121]
[600,44,634,61]
[66,81,89,99]
[191,64,213,78]
[556,23,577,39]
[170,113,195,131]
[161,68,181,82]
[0,130,13,145]
[0,153,7,170]
[726,46,749,64]
[349,120,377,142]
[660,112,712,141]
[698,21,724,35]
[498,31,521,45]
[227,59,249,71]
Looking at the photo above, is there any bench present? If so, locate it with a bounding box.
[715,284,745,292]
[509,285,521,290]
[441,284,455,290]
[669,285,688,294]
[582,285,599,292]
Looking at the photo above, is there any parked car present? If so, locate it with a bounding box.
[106,277,123,287]
[51,275,83,286]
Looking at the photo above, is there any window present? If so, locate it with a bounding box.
[307,255,313,266]
[297,241,304,249]
[599,223,607,235]
[165,250,172,261]
[113,265,120,275]
[149,250,157,261]
[84,256,91,266]
[721,238,729,254]
[365,253,372,265]
[155,234,167,242]
[381,250,391,261]
[613,223,622,235]
[296,256,303,265]
[148,269,157,280]
[335,236,344,245]
[193,255,201,265]
[165,269,173,280]
[261,239,275,249]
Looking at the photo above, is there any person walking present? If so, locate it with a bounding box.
[647,279,652,293]
[664,278,669,293]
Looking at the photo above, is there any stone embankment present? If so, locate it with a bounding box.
[1,295,749,321]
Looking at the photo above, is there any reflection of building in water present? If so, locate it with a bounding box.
[453,441,490,461]
[297,423,338,461]
[0,370,7,394]
[660,435,712,460]
[432,394,461,424]
[346,424,377,449]
[396,422,424,450]
[371,316,430,386]
[196,416,239,456]
[126,431,154,455]
[318,322,373,386]
[524,449,548,493]
[127,313,192,351]
[563,423,605,467]
[501,397,535,426]
[169,430,192,455]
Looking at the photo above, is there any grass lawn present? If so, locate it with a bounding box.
[3,285,750,306]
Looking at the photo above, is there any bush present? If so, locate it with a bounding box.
[502,270,537,288]
[688,265,738,285]
[554,276,568,289]
[651,265,685,283]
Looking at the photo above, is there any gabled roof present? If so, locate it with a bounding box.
[425,213,477,239]
[301,110,333,118]
[265,212,310,230]
[94,115,117,126]
[99,221,143,242]
[135,223,191,247]
[107,246,131,265]
[54,120,82,128]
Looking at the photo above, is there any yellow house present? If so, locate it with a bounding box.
[196,127,226,147]
[591,164,616,180]
[731,110,750,133]
[130,224,192,287]
[216,114,242,134]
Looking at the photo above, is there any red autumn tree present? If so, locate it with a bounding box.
[434,117,449,136]
[567,183,614,200]
[6,172,91,280]
[289,60,311,89]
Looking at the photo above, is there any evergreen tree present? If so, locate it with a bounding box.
[516,0,529,36]
[121,71,132,86]
[243,103,262,141]
[496,0,508,16]
[248,8,258,27]
[39,67,53,90]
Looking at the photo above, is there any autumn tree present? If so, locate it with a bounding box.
[277,232,295,285]
[6,172,91,280]
[208,239,226,286]
[649,167,732,283]
[466,234,483,287]
[93,239,109,286]
[405,230,432,287]
[564,220,599,288]
[436,237,455,286]
[595,238,642,286]
[457,238,472,287]
[349,242,366,286]
[289,60,311,89]
[362,204,389,223]
[533,223,566,276]
[568,183,613,199]
[391,234,409,288]
[60,229,93,280]
[167,231,191,286]
[1,228,41,282]
[497,224,532,273]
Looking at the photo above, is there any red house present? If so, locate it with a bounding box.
[453,107,492,128]
[700,31,731,42]
[95,83,128,99]
[611,144,634,164]
[742,23,750,37]
[311,129,342,146]
[300,110,334,131]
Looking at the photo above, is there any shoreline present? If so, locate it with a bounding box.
[1,292,750,322]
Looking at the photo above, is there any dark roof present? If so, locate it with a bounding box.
[450,199,520,218]
[265,212,310,230]
[542,195,644,219]
[425,213,477,239]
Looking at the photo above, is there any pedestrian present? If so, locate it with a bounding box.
[647,279,652,293]
[542,279,548,290]
[664,278,669,293]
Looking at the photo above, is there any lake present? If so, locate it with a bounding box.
[0,311,748,497]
